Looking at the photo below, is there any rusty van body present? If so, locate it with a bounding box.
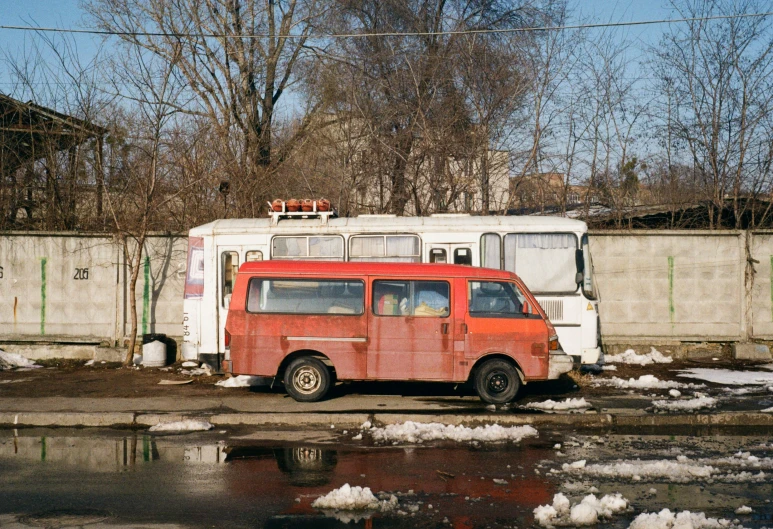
[224,261,574,403]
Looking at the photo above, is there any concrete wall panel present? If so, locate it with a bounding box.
[0,235,117,341]
[590,232,744,342]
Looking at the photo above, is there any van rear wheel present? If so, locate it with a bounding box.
[284,357,331,402]
[475,359,521,404]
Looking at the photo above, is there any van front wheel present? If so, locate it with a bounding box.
[475,359,521,404]
[284,357,331,402]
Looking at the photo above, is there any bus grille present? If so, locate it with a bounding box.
[537,299,563,322]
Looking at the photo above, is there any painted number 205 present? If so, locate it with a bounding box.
[73,268,90,280]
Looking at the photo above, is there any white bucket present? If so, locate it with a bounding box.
[142,340,167,367]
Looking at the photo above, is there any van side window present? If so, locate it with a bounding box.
[221,251,239,307]
[468,281,527,317]
[246,279,364,315]
[373,280,449,317]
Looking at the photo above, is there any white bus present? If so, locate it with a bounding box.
[182,210,600,369]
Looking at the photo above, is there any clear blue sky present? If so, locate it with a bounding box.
[0,0,674,98]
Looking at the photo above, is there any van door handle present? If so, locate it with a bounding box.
[441,323,449,334]
[461,323,468,334]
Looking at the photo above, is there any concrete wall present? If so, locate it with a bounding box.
[4,230,773,353]
[589,231,747,344]
[0,233,186,346]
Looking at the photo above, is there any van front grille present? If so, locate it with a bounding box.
[537,298,563,322]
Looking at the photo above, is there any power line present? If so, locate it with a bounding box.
[0,11,771,40]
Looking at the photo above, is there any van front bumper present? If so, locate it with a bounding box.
[548,350,575,379]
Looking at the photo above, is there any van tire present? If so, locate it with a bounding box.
[475,359,521,404]
[284,357,331,402]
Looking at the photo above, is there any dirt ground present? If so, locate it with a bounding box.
[0,356,770,402]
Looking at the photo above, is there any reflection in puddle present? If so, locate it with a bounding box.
[0,429,556,528]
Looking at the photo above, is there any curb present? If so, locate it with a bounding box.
[1,411,772,429]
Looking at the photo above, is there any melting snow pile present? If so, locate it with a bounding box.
[534,492,628,527]
[312,484,397,512]
[215,375,268,387]
[762,407,773,413]
[558,452,771,483]
[593,375,703,390]
[629,509,744,529]
[369,421,538,444]
[0,350,41,370]
[605,348,673,366]
[524,398,592,411]
[652,396,717,411]
[677,368,773,386]
[149,419,214,432]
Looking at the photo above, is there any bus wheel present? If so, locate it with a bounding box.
[475,359,520,404]
[284,357,331,402]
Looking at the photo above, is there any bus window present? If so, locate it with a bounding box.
[504,233,578,294]
[245,250,263,262]
[481,233,501,269]
[350,234,420,262]
[454,248,472,266]
[429,248,447,263]
[221,251,239,307]
[272,236,344,260]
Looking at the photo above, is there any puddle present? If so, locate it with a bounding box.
[0,428,771,528]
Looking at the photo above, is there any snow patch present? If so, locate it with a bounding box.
[215,375,268,387]
[652,396,717,411]
[762,407,773,413]
[677,368,773,386]
[148,419,214,432]
[369,421,538,444]
[0,350,41,370]
[84,359,95,366]
[629,509,743,529]
[561,459,715,482]
[593,375,702,390]
[669,389,681,398]
[524,398,592,411]
[735,506,753,515]
[312,484,397,513]
[606,347,673,366]
[534,493,628,527]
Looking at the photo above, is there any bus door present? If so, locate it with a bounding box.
[426,243,475,266]
[217,246,265,352]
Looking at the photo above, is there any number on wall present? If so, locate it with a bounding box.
[73,268,90,280]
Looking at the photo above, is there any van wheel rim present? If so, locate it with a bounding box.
[487,372,509,394]
[294,366,321,394]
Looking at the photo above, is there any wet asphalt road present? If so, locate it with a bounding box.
[0,426,771,529]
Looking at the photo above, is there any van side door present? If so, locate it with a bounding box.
[367,278,454,381]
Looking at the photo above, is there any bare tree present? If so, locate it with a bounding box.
[85,0,331,216]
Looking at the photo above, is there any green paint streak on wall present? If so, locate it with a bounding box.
[770,256,773,322]
[668,256,675,323]
[41,437,46,461]
[143,435,150,462]
[142,256,150,335]
[40,257,47,335]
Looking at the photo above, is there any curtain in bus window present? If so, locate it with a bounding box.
[385,235,420,262]
[273,236,306,257]
[350,236,384,260]
[506,233,577,293]
[309,236,343,260]
[481,233,501,269]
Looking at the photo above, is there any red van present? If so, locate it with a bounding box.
[223,261,574,403]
